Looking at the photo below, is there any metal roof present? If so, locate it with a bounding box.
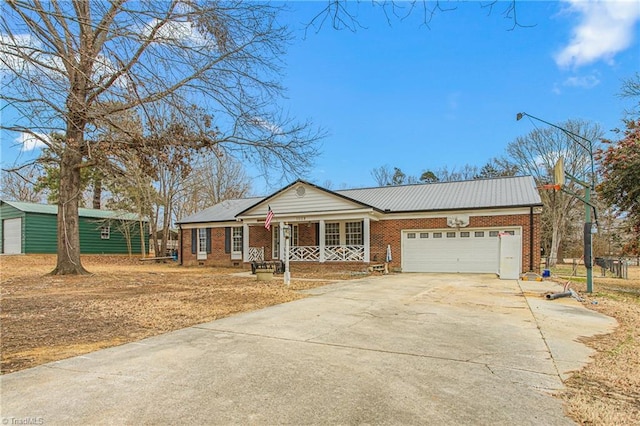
[339,176,542,212]
[1,199,143,221]
[177,197,264,224]
[176,176,541,224]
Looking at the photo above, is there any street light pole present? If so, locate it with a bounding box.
[516,112,595,186]
[517,112,596,293]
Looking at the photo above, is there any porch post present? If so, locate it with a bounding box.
[279,221,285,260]
[319,220,325,263]
[242,222,249,262]
[363,217,370,263]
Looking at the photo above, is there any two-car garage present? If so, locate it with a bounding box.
[401,228,521,274]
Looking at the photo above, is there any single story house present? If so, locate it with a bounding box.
[176,176,543,276]
[0,199,149,255]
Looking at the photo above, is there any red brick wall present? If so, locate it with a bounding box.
[180,227,241,267]
[371,213,541,273]
[180,212,541,273]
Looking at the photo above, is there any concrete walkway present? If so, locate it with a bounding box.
[0,274,616,425]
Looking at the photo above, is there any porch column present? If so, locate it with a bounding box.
[363,216,370,263]
[319,220,325,263]
[242,223,249,262]
[279,221,285,260]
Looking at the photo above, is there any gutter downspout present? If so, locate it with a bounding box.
[529,206,534,272]
[178,224,183,266]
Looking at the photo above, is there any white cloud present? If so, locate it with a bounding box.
[564,73,601,88]
[555,0,640,68]
[15,132,49,151]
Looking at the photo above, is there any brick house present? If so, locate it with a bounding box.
[176,176,543,276]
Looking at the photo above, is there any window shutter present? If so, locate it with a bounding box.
[206,228,212,253]
[191,229,196,254]
[224,227,231,253]
[315,223,320,245]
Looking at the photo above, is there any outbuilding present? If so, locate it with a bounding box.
[0,199,148,255]
[177,176,543,276]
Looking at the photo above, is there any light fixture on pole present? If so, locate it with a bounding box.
[517,112,597,293]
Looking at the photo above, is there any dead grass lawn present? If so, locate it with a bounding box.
[0,255,360,374]
[551,263,640,425]
[2,255,639,425]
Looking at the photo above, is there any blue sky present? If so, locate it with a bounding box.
[1,1,639,196]
[269,0,639,192]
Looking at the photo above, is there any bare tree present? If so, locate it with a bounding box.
[1,1,322,274]
[308,1,526,32]
[0,164,47,203]
[177,153,252,220]
[506,119,603,266]
[431,164,479,182]
[371,165,394,186]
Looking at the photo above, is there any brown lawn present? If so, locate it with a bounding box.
[550,262,640,425]
[0,255,359,374]
[1,254,638,424]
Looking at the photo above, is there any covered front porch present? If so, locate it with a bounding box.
[242,217,374,264]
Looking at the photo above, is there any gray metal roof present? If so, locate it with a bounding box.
[1,199,143,221]
[176,176,542,223]
[177,197,264,224]
[339,176,542,212]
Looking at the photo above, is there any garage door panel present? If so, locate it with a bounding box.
[402,229,517,273]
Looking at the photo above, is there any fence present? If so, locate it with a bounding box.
[595,257,629,279]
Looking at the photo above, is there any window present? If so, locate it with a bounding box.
[325,223,340,245]
[504,230,515,235]
[433,232,442,238]
[232,227,243,253]
[407,232,416,239]
[460,232,470,238]
[420,233,429,238]
[446,232,456,238]
[272,226,279,258]
[489,231,499,237]
[475,231,485,237]
[198,228,207,251]
[346,221,362,245]
[100,226,110,240]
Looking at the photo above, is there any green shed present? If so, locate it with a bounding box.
[0,200,149,255]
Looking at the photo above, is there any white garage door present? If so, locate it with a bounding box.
[3,218,22,254]
[402,228,520,273]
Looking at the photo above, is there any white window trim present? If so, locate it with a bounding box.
[100,226,110,240]
[197,228,207,260]
[231,226,243,260]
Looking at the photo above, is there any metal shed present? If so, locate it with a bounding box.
[0,200,149,255]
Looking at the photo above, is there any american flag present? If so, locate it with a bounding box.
[264,206,274,230]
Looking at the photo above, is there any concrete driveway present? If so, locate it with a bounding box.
[1,274,615,425]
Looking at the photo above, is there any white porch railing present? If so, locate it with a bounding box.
[289,246,320,261]
[248,247,264,262]
[287,245,364,262]
[324,245,365,261]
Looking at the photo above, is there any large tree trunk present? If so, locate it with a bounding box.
[51,130,89,275]
[92,175,102,209]
[548,215,564,267]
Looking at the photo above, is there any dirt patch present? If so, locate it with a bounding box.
[0,255,366,374]
[551,264,640,425]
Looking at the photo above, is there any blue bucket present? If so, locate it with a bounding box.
[542,269,551,278]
